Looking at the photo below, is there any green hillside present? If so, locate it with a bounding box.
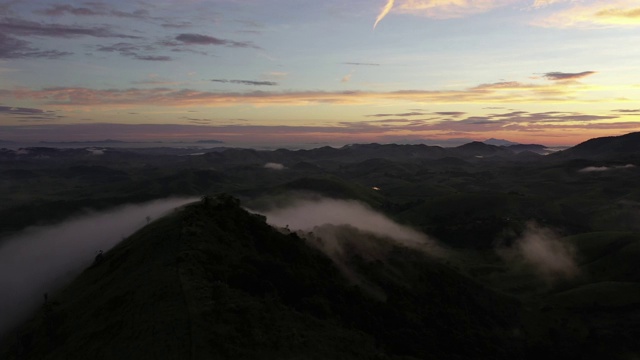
[2,195,541,360]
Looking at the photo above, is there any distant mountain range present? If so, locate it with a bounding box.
[2,132,640,163]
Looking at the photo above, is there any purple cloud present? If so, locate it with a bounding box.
[543,71,596,81]
[97,42,172,61]
[0,105,61,121]
[211,79,278,86]
[175,33,257,48]
[0,33,71,59]
[37,4,153,20]
[0,18,140,39]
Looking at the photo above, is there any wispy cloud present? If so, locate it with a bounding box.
[395,0,512,19]
[543,71,596,81]
[175,33,258,48]
[374,0,395,29]
[613,108,640,113]
[367,111,428,117]
[0,105,61,121]
[37,4,105,17]
[348,110,623,135]
[342,62,380,66]
[211,79,278,86]
[579,164,636,173]
[1,118,639,145]
[0,18,140,38]
[0,33,71,59]
[435,111,467,117]
[533,1,640,28]
[498,222,579,281]
[372,0,640,28]
[97,42,172,61]
[531,0,565,8]
[0,78,610,108]
[36,3,153,20]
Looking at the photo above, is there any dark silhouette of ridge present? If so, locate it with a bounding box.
[554,132,640,160]
[2,195,540,359]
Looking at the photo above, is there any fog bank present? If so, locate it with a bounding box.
[499,222,579,281]
[579,164,635,173]
[256,197,441,297]
[0,197,196,335]
[259,197,439,253]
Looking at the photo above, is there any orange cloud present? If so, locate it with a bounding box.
[1,79,607,109]
[534,1,640,28]
[395,0,512,19]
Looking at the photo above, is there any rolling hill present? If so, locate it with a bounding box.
[1,195,542,359]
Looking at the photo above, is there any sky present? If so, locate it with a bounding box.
[0,0,639,147]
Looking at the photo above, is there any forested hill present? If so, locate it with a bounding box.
[2,195,543,360]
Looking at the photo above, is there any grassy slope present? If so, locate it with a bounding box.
[2,195,539,360]
[0,197,381,359]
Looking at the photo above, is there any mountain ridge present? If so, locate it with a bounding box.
[2,195,536,359]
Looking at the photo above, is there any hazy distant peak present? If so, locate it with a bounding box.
[483,138,519,146]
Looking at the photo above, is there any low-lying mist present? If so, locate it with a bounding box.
[0,197,197,335]
[258,197,440,254]
[579,164,636,173]
[498,222,579,281]
[253,196,442,297]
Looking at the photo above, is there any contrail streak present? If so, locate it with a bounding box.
[373,0,395,30]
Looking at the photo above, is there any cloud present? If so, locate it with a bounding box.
[211,79,278,86]
[0,78,605,108]
[435,111,467,117]
[367,111,427,117]
[161,21,194,29]
[531,0,565,8]
[341,72,353,83]
[0,18,140,38]
[346,110,623,135]
[579,164,636,173]
[0,33,71,59]
[264,162,285,170]
[255,196,442,296]
[533,1,640,28]
[36,4,153,20]
[134,55,172,61]
[37,4,105,16]
[395,0,512,19]
[499,222,579,281]
[175,33,257,48]
[342,62,380,66]
[259,197,438,250]
[97,42,172,61]
[1,118,639,147]
[131,75,185,86]
[613,108,640,113]
[374,0,395,29]
[371,0,640,27]
[0,104,61,121]
[543,71,596,81]
[0,197,197,335]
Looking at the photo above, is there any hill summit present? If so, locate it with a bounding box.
[3,195,539,359]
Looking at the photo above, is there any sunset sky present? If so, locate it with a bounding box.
[1,0,639,147]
